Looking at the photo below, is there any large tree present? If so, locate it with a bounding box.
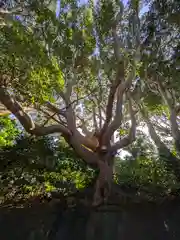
[0,0,179,205]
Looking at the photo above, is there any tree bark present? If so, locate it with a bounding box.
[157,80,180,154]
[140,105,180,181]
[92,154,114,206]
[169,109,180,154]
[158,146,180,182]
[0,87,71,136]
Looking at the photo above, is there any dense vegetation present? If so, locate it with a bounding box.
[0,0,180,206]
[0,116,179,205]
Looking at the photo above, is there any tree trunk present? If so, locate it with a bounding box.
[169,109,180,155]
[140,107,180,182]
[92,155,114,206]
[159,146,180,182]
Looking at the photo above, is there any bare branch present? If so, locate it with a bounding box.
[0,105,34,116]
[77,116,92,137]
[45,101,66,117]
[112,27,121,62]
[139,105,163,146]
[63,84,98,133]
[64,133,99,168]
[86,107,104,120]
[102,85,124,144]
[111,96,136,151]
[100,64,125,138]
[153,122,171,136]
[92,106,98,131]
[0,7,23,15]
[58,80,77,133]
[157,79,173,108]
[0,87,71,136]
[67,88,97,109]
[65,79,75,101]
[100,65,136,146]
[41,112,58,126]
[98,104,102,129]
[138,104,180,181]
[40,108,67,127]
[111,1,123,61]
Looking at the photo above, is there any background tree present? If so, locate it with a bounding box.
[133,0,180,179]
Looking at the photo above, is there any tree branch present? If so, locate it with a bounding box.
[102,85,124,144]
[45,101,66,117]
[77,116,92,137]
[63,80,98,133]
[101,65,136,146]
[64,133,98,168]
[157,78,180,151]
[92,106,98,131]
[111,96,136,151]
[112,26,121,62]
[111,1,123,61]
[139,105,163,146]
[0,7,23,16]
[99,63,125,140]
[0,105,34,116]
[0,87,71,136]
[40,109,67,127]
[157,79,173,108]
[98,104,102,129]
[153,122,171,136]
[138,103,180,181]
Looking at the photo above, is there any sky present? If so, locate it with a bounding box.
[56,0,149,18]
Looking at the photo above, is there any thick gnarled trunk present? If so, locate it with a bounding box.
[92,155,114,206]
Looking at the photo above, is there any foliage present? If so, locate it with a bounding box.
[115,157,179,194]
[0,129,179,204]
[123,131,156,160]
[0,116,20,147]
[0,135,95,203]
